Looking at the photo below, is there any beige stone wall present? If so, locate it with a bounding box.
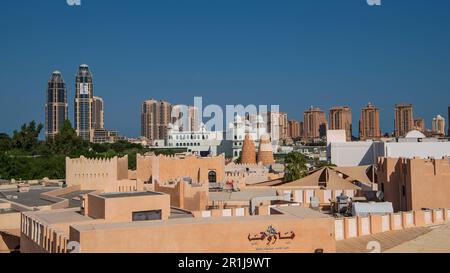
[87,193,170,222]
[0,229,20,253]
[71,216,336,253]
[87,194,106,219]
[66,156,120,190]
[0,212,21,252]
[378,157,450,211]
[155,181,208,211]
[0,212,21,230]
[335,208,450,241]
[137,153,225,185]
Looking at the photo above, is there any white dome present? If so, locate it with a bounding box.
[405,130,426,139]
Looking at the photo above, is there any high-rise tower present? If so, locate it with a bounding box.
[329,106,353,141]
[141,99,172,140]
[93,96,104,130]
[359,103,381,140]
[45,71,68,139]
[74,64,94,141]
[394,104,414,137]
[304,106,327,140]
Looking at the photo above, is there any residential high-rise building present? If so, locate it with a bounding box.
[304,106,327,140]
[266,112,288,141]
[288,120,302,139]
[279,112,288,141]
[93,96,104,130]
[74,64,94,141]
[171,105,200,132]
[394,104,414,137]
[141,99,172,141]
[329,106,352,141]
[414,118,425,133]
[45,71,68,139]
[432,115,446,136]
[359,103,381,140]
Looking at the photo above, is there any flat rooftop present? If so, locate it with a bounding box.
[71,206,330,233]
[271,206,331,219]
[26,209,93,225]
[209,189,278,202]
[99,191,163,199]
[58,190,96,208]
[0,187,59,207]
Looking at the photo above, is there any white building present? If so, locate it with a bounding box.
[227,115,275,158]
[329,130,450,167]
[154,124,232,157]
[432,114,446,136]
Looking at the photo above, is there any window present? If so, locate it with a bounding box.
[402,185,406,197]
[208,171,217,183]
[132,210,162,222]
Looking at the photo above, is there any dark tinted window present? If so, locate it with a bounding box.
[132,210,162,221]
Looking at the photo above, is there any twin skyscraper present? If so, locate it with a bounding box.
[45,64,104,141]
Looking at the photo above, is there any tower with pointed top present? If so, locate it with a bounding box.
[45,71,68,139]
[74,64,94,141]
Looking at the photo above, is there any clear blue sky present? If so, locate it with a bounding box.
[1,0,449,138]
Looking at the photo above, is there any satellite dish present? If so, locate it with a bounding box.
[376,191,385,201]
[310,197,320,209]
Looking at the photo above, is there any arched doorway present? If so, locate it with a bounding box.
[208,171,217,183]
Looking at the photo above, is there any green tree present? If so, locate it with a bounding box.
[0,133,12,152]
[50,120,88,155]
[11,121,43,153]
[284,151,308,182]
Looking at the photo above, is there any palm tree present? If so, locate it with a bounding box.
[284,151,308,182]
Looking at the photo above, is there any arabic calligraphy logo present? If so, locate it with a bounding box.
[248,225,296,246]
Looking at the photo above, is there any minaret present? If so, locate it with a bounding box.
[257,133,275,165]
[45,71,68,139]
[241,134,257,164]
[74,64,94,141]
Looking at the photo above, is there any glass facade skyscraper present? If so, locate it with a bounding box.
[74,64,94,141]
[45,71,68,139]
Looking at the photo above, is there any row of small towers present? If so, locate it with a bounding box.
[241,133,275,165]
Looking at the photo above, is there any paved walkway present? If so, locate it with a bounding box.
[386,223,450,253]
[336,226,434,253]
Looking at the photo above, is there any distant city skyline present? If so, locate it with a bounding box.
[1,0,450,138]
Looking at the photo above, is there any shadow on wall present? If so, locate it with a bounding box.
[0,231,20,253]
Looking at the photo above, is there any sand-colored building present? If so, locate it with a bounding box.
[141,99,172,141]
[20,192,336,253]
[136,153,225,185]
[329,106,352,141]
[304,106,327,141]
[359,103,381,140]
[377,157,450,212]
[65,156,140,192]
[288,119,302,140]
[394,104,414,137]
